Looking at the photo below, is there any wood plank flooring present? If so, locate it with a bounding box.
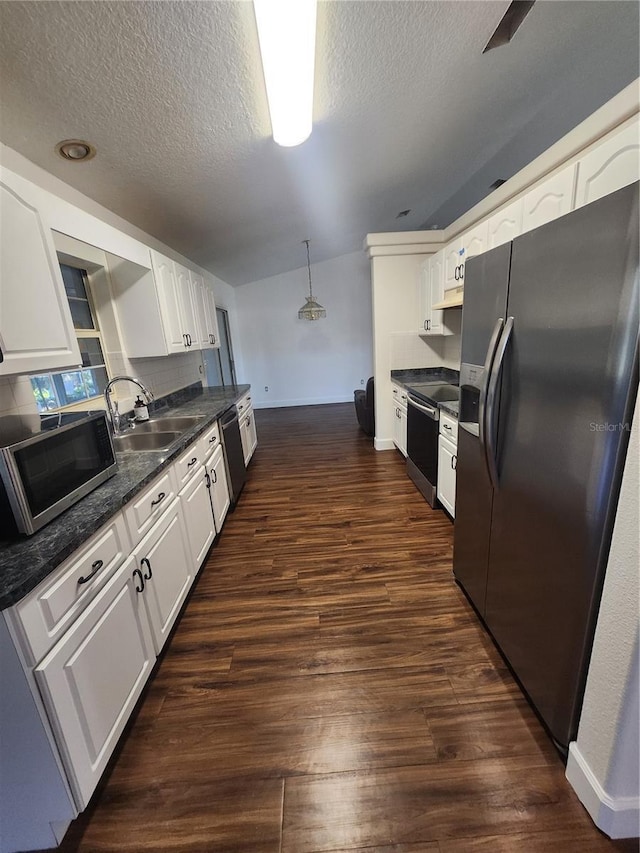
[56,403,637,853]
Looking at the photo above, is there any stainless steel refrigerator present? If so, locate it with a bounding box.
[453,181,639,752]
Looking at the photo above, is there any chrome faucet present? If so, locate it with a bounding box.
[104,375,154,435]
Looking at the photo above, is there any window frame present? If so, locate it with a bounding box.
[30,262,112,413]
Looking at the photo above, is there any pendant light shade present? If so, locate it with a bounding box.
[298,239,326,320]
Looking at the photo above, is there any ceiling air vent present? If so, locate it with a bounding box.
[483,1,536,53]
[489,179,507,190]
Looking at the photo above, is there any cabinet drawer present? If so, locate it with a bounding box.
[236,392,252,416]
[13,514,131,666]
[439,412,458,444]
[391,383,407,409]
[200,420,221,458]
[124,468,178,546]
[174,438,205,488]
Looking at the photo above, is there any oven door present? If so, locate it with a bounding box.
[406,395,440,507]
[7,413,117,534]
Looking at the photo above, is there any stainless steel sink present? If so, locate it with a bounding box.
[113,431,182,452]
[133,416,204,433]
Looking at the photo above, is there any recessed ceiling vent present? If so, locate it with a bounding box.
[55,139,96,162]
[483,1,536,53]
[489,179,507,190]
[396,209,411,219]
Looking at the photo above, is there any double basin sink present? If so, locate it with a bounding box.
[112,415,205,453]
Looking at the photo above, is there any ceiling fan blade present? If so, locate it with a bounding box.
[483,0,536,53]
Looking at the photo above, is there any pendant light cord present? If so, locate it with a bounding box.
[304,239,312,298]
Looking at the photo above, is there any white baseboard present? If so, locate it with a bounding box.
[374,437,395,451]
[566,742,640,839]
[252,395,353,409]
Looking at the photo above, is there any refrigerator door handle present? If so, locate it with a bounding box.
[478,317,505,452]
[485,316,514,489]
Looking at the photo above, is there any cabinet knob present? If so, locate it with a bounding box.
[78,559,104,585]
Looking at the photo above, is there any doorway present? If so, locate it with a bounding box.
[203,308,237,387]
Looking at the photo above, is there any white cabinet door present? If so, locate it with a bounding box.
[180,467,215,572]
[575,122,640,209]
[204,279,221,348]
[399,405,407,457]
[151,251,187,354]
[207,444,230,533]
[418,251,451,336]
[522,163,577,233]
[240,413,251,465]
[190,270,212,350]
[134,501,191,654]
[34,554,155,809]
[444,239,464,291]
[488,198,523,249]
[174,263,198,348]
[0,180,80,375]
[437,434,457,517]
[246,409,258,461]
[462,221,489,263]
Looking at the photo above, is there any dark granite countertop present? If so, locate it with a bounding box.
[0,384,250,610]
[439,400,459,419]
[391,367,460,389]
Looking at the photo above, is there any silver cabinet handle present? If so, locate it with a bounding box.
[479,317,505,456]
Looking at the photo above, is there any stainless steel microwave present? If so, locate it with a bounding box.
[0,411,117,537]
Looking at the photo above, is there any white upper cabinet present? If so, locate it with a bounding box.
[521,164,577,234]
[462,221,489,262]
[204,279,221,348]
[488,198,523,249]
[0,178,80,375]
[150,251,187,354]
[575,122,640,209]
[174,262,198,346]
[418,251,452,336]
[444,239,464,292]
[191,270,220,349]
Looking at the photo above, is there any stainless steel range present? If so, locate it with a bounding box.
[406,382,459,507]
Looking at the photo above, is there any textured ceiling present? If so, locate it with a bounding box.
[0,1,638,285]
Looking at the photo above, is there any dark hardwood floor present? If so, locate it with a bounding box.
[57,403,637,852]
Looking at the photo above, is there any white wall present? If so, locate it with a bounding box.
[370,252,462,450]
[235,251,373,408]
[566,385,640,838]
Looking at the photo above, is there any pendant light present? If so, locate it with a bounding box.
[298,239,326,320]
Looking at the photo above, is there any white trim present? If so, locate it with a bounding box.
[374,437,395,451]
[566,742,640,839]
[252,395,353,409]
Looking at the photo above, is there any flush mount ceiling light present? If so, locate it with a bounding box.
[298,239,326,320]
[253,0,317,147]
[55,139,96,161]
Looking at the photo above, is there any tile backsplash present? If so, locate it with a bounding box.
[390,312,462,371]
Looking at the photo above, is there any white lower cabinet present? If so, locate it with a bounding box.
[133,499,192,654]
[437,429,457,518]
[206,444,230,532]
[179,465,215,572]
[391,384,408,457]
[240,407,258,465]
[34,554,155,809]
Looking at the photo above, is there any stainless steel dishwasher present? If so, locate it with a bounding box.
[220,406,247,507]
